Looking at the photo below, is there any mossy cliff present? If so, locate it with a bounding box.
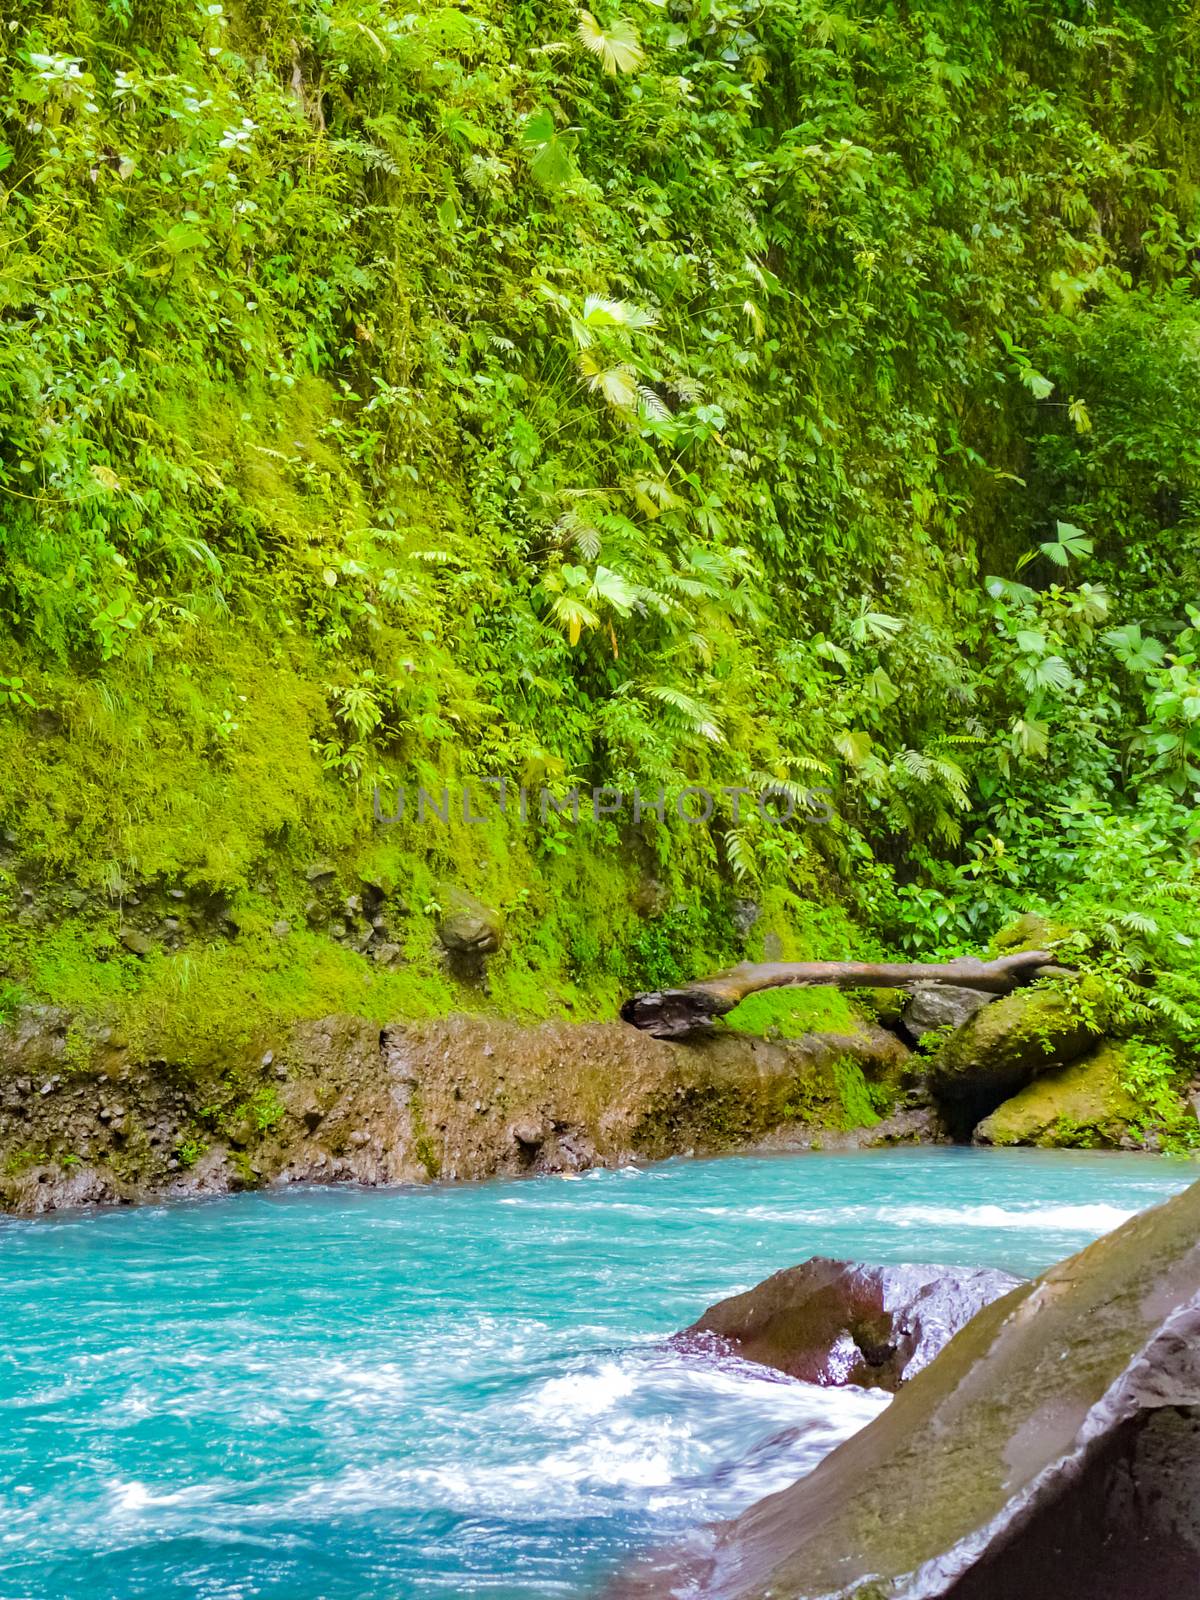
[2,0,1200,1182]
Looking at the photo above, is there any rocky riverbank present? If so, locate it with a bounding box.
[0,1005,925,1214]
[3,942,1192,1214]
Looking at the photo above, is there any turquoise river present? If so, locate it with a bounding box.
[0,1147,1193,1599]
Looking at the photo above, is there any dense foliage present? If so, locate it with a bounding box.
[0,0,1197,1113]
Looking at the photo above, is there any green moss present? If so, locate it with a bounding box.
[175,1137,206,1169]
[722,986,862,1039]
[62,1024,94,1076]
[2,1146,48,1178]
[412,1130,441,1181]
[831,1056,883,1131]
[990,913,1073,955]
[975,1045,1139,1148]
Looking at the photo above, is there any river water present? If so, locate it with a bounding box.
[0,1147,1192,1599]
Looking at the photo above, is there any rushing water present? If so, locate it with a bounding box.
[0,1147,1192,1600]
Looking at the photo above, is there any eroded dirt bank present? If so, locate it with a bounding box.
[0,1009,930,1214]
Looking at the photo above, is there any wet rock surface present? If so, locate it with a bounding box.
[0,1009,916,1214]
[675,1257,1021,1392]
[615,1176,1200,1600]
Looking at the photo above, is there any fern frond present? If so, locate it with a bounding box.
[723,828,759,884]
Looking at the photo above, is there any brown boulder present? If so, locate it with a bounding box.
[674,1257,1020,1392]
[615,1177,1200,1600]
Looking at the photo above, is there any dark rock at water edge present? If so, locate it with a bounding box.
[614,1176,1200,1600]
[675,1257,1021,1392]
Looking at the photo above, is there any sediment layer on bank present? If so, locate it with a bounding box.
[0,1005,925,1214]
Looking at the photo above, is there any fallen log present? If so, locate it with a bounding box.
[620,951,1065,1040]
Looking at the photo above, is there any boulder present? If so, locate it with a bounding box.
[861,987,907,1028]
[901,982,996,1042]
[924,982,1102,1135]
[991,910,1063,951]
[118,925,153,956]
[974,1043,1139,1148]
[616,1176,1200,1600]
[674,1257,1021,1392]
[437,892,503,957]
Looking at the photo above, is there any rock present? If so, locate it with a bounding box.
[732,898,760,938]
[372,942,403,967]
[617,1177,1200,1600]
[118,925,153,956]
[438,892,503,957]
[271,919,291,938]
[992,909,1067,951]
[0,1161,124,1214]
[902,981,995,1042]
[674,1257,1020,1392]
[924,982,1102,1136]
[974,1042,1139,1147]
[510,1117,545,1149]
[305,860,336,882]
[632,877,668,917]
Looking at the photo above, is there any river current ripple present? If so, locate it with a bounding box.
[0,1146,1191,1599]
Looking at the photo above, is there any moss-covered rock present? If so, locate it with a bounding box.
[855,988,907,1028]
[990,911,1073,954]
[719,986,864,1040]
[0,1006,914,1213]
[924,981,1104,1135]
[974,1044,1139,1148]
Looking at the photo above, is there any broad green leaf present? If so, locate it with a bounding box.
[576,10,645,73]
[834,729,872,766]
